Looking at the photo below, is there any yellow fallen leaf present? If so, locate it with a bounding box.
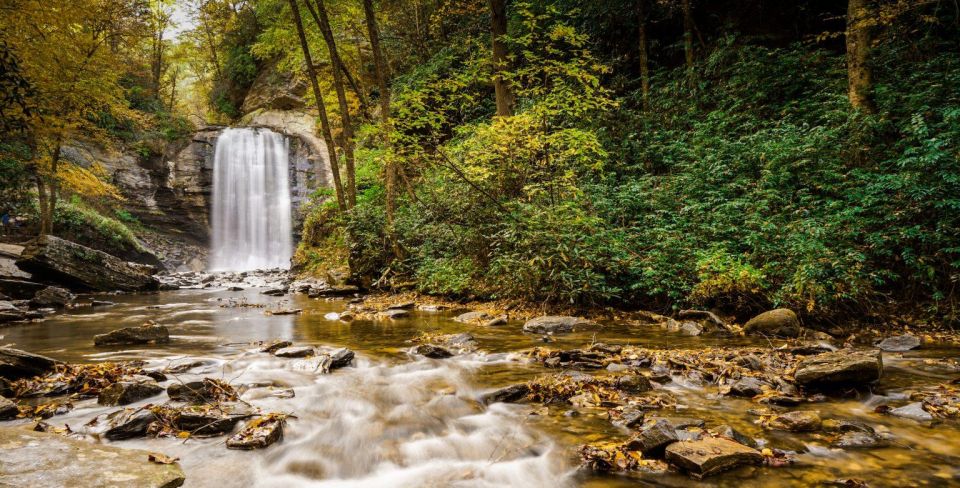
[148,452,179,464]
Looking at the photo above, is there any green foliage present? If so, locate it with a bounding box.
[54,198,145,255]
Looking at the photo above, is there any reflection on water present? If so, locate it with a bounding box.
[2,288,959,487]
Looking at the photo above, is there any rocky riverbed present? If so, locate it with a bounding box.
[1,273,959,487]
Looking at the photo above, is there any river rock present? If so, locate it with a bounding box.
[16,235,159,291]
[665,437,762,479]
[307,284,359,297]
[877,334,921,352]
[94,324,170,346]
[174,402,253,436]
[415,344,453,359]
[259,340,292,354]
[274,346,315,358]
[728,377,767,397]
[101,407,160,440]
[387,301,415,310]
[713,424,758,449]
[167,381,211,403]
[98,380,163,406]
[889,402,933,422]
[679,321,704,336]
[0,301,32,324]
[613,406,646,429]
[0,426,185,487]
[625,419,679,457]
[0,396,18,419]
[832,430,887,449]
[28,286,75,309]
[822,419,875,434]
[454,311,491,324]
[617,374,653,394]
[483,315,508,327]
[0,278,46,299]
[328,348,355,370]
[378,308,409,319]
[481,384,530,404]
[743,308,801,337]
[0,347,62,380]
[795,350,882,388]
[226,415,285,450]
[261,287,287,296]
[768,411,821,432]
[523,316,598,334]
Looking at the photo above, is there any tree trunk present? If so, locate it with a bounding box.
[846,0,876,113]
[301,0,370,117]
[488,0,513,117]
[312,0,357,208]
[363,0,399,256]
[682,0,694,88]
[637,0,651,111]
[288,0,346,211]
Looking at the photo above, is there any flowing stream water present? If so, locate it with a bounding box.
[209,128,293,272]
[2,289,959,487]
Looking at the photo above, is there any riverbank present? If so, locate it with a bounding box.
[2,278,959,486]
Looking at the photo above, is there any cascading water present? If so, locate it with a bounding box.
[209,127,293,271]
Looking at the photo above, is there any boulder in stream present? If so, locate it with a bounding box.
[768,411,822,432]
[15,235,159,291]
[832,430,888,449]
[743,308,801,337]
[274,346,315,358]
[481,384,531,404]
[226,414,286,450]
[453,311,492,324]
[101,407,160,440]
[888,402,933,422]
[877,334,921,352]
[28,286,75,309]
[795,350,882,388]
[0,347,62,380]
[174,402,253,436]
[377,308,409,319]
[624,419,679,457]
[0,426,185,487]
[522,316,598,334]
[664,437,762,479]
[415,344,453,359]
[98,380,164,406]
[328,348,355,370]
[728,377,768,397]
[94,324,170,346]
[259,341,292,354]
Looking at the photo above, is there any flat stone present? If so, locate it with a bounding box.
[377,308,409,319]
[417,304,450,312]
[877,334,921,352]
[0,396,18,420]
[98,381,163,406]
[94,324,170,346]
[613,406,646,429]
[713,424,758,448]
[307,285,359,297]
[832,431,887,449]
[387,301,415,310]
[795,350,882,388]
[259,341,292,354]
[743,308,801,337]
[889,402,933,422]
[625,419,679,457]
[274,346,315,358]
[522,316,598,334]
[0,278,45,300]
[481,384,530,404]
[328,348,355,370]
[769,411,821,432]
[415,344,453,359]
[261,287,288,296]
[174,403,253,436]
[16,235,159,291]
[665,437,762,479]
[453,311,491,324]
[0,347,63,380]
[0,426,184,487]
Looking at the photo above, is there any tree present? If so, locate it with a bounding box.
[305,0,357,207]
[287,0,347,210]
[637,0,650,111]
[846,0,876,113]
[149,0,175,100]
[489,0,514,116]
[363,0,399,252]
[682,0,693,87]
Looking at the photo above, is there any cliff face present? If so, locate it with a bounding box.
[59,62,330,271]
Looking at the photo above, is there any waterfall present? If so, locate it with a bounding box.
[209,127,293,271]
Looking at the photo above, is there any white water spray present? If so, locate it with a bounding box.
[209,127,293,271]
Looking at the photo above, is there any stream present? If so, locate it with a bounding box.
[2,287,959,487]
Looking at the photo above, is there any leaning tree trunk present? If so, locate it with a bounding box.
[638,0,651,111]
[288,0,346,211]
[846,0,876,113]
[312,0,357,208]
[489,0,514,117]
